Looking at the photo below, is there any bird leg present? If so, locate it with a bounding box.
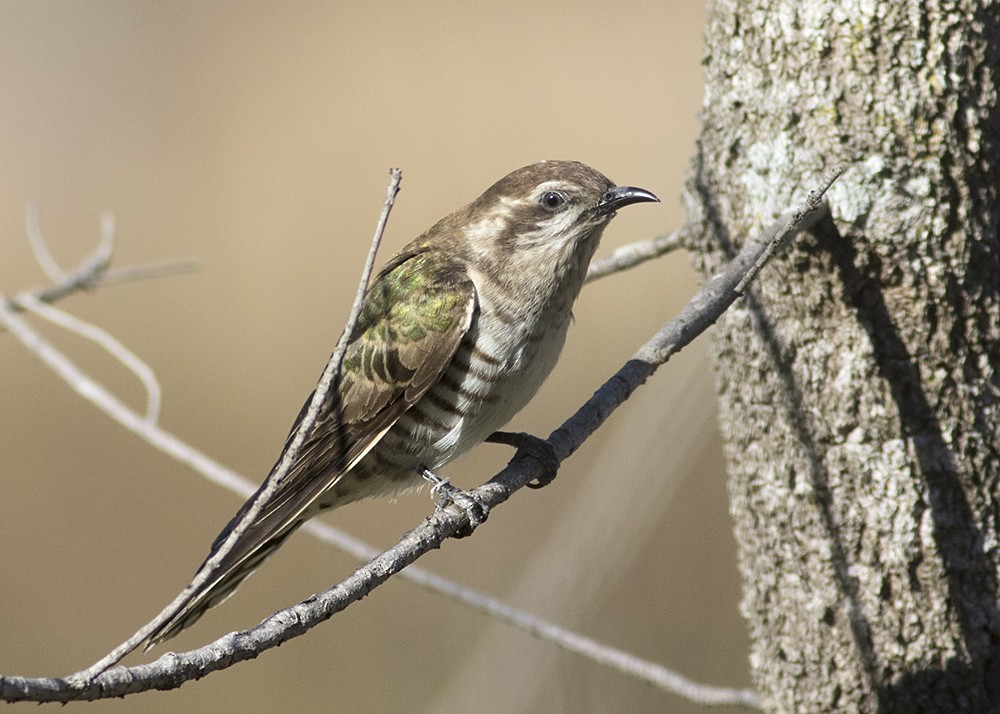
[420,467,488,536]
[485,431,560,489]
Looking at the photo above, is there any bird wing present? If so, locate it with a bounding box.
[146,244,476,645]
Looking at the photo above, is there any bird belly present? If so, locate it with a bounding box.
[358,313,570,492]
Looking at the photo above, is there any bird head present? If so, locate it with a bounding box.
[456,160,658,284]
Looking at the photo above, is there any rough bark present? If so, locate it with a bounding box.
[687,0,1000,711]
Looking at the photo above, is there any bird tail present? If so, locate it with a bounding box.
[141,392,374,648]
[143,522,300,649]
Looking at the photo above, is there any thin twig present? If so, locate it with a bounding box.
[26,259,200,305]
[25,206,116,284]
[88,259,199,287]
[15,292,162,423]
[585,228,685,283]
[401,564,761,709]
[8,206,196,314]
[734,164,844,293]
[26,205,68,283]
[69,168,402,681]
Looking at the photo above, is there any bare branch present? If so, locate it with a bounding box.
[7,207,196,313]
[734,164,844,293]
[72,168,403,680]
[92,259,199,287]
[24,205,115,285]
[1,268,759,709]
[0,167,838,704]
[399,563,761,709]
[15,292,162,422]
[11,194,730,701]
[4,281,759,708]
[3,252,757,706]
[585,228,685,283]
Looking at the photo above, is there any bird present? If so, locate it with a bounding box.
[145,160,658,646]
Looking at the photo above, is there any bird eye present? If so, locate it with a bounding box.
[539,191,567,211]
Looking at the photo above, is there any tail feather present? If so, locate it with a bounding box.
[144,526,299,648]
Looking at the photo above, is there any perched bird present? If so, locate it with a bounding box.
[147,160,657,645]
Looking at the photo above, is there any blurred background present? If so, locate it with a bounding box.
[0,2,750,712]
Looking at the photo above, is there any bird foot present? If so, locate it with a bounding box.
[486,431,560,489]
[421,468,488,536]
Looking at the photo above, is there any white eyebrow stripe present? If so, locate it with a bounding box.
[534,180,578,194]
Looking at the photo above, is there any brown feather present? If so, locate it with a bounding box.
[145,244,476,645]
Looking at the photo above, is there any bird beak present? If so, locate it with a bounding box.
[595,185,660,215]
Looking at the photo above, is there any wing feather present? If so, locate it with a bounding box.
[146,243,476,645]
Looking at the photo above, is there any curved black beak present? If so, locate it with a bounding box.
[596,185,660,215]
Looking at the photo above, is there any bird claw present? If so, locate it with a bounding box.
[486,431,560,489]
[420,468,488,536]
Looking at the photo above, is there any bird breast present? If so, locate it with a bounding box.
[418,303,571,465]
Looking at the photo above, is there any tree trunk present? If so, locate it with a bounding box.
[687,1,1000,711]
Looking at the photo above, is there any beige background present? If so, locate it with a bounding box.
[0,2,750,712]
